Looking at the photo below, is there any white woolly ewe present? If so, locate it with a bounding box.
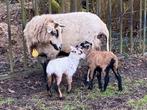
[24,12,109,60]
[46,46,85,99]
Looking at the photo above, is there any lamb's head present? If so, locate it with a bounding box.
[78,41,93,54]
[69,46,86,59]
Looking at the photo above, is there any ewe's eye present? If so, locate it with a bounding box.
[50,30,59,38]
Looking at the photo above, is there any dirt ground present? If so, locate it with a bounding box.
[0,56,147,110]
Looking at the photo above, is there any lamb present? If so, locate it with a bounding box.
[46,46,85,99]
[79,41,122,92]
[24,12,109,59]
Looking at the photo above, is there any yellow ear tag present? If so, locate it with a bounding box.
[32,49,39,58]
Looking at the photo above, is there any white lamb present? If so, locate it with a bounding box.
[46,46,85,99]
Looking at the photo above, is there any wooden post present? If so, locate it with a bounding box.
[74,0,78,12]
[20,0,27,69]
[6,0,14,73]
[86,0,89,12]
[96,0,101,17]
[130,0,134,53]
[34,0,39,15]
[48,0,52,13]
[143,0,147,54]
[139,0,143,49]
[120,0,123,54]
[61,0,65,13]
[108,0,112,51]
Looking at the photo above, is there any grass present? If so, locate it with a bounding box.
[128,95,147,109]
[0,97,15,106]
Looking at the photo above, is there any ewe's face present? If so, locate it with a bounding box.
[47,22,63,51]
[70,46,86,59]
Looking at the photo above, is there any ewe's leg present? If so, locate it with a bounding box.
[103,68,110,92]
[56,76,63,99]
[112,67,123,91]
[66,75,72,93]
[47,75,53,97]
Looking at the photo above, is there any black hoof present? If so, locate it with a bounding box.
[88,86,93,90]
[100,88,106,92]
[48,93,52,97]
[59,97,65,100]
[118,88,123,91]
[67,91,71,94]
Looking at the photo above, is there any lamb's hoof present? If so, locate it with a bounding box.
[48,93,52,97]
[100,89,106,92]
[88,86,93,90]
[59,97,65,100]
[83,80,89,86]
[67,91,71,94]
[118,88,123,91]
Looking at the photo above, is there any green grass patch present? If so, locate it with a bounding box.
[128,95,147,109]
[0,97,15,105]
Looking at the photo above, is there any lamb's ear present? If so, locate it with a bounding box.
[47,26,53,33]
[70,46,75,50]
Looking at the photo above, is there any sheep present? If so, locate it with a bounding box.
[78,41,122,92]
[23,12,109,90]
[46,46,85,99]
[24,12,109,59]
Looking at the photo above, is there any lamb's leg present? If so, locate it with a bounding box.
[103,68,110,92]
[112,68,123,91]
[97,72,102,91]
[66,75,72,93]
[87,69,91,82]
[47,75,53,97]
[88,68,95,90]
[56,76,63,100]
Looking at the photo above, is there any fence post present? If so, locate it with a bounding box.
[140,0,143,49]
[120,0,123,54]
[61,0,65,13]
[34,0,39,15]
[86,0,89,12]
[48,0,52,13]
[21,0,27,69]
[108,0,112,51]
[96,0,101,17]
[130,0,134,53]
[6,0,14,73]
[143,0,147,54]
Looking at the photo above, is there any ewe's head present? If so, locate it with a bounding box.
[46,20,63,51]
[28,19,64,58]
[70,46,86,59]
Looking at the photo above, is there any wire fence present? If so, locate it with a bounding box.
[0,0,146,75]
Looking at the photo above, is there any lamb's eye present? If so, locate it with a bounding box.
[71,51,76,53]
[78,50,83,55]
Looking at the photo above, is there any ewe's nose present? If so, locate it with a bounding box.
[59,44,62,50]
